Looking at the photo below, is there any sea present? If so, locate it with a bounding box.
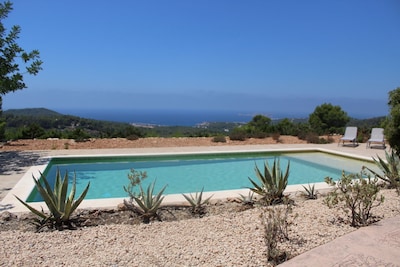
[55,109,304,127]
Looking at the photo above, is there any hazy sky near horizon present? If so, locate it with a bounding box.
[2,0,400,118]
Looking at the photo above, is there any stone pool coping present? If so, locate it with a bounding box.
[0,144,387,213]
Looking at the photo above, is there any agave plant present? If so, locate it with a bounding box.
[248,158,290,205]
[182,187,213,215]
[363,150,400,192]
[126,181,166,223]
[238,191,256,206]
[301,183,318,200]
[15,170,90,230]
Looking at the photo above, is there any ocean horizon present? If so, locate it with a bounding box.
[55,109,309,127]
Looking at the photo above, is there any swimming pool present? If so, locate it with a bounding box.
[27,150,378,202]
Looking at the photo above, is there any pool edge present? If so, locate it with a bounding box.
[0,147,376,214]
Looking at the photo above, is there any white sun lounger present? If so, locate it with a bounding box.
[338,126,358,147]
[366,128,386,148]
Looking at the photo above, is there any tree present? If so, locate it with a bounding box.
[276,118,296,135]
[308,103,349,135]
[248,114,272,132]
[385,87,400,154]
[0,1,42,140]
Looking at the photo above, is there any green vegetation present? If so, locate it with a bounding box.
[363,150,400,194]
[238,191,256,207]
[385,87,400,154]
[182,187,213,215]
[308,103,350,135]
[123,168,148,199]
[301,183,318,200]
[123,168,166,223]
[131,181,166,224]
[324,172,384,227]
[15,170,90,231]
[0,1,43,140]
[248,158,290,205]
[211,135,227,143]
[0,104,387,142]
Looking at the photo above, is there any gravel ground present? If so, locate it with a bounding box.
[0,189,398,267]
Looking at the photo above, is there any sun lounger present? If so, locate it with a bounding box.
[339,126,358,147]
[366,128,385,148]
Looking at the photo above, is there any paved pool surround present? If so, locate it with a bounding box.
[0,143,388,213]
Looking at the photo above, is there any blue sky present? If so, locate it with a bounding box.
[2,0,400,118]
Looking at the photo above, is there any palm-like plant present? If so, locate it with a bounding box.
[363,150,400,193]
[129,181,166,223]
[248,158,290,205]
[182,187,213,215]
[15,170,90,230]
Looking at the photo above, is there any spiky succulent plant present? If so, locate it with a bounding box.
[15,170,90,230]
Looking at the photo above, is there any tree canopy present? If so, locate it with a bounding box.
[308,103,350,135]
[0,1,43,140]
[385,87,400,154]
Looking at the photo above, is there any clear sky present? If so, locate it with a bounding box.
[3,0,400,118]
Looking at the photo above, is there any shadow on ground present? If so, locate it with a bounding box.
[0,151,42,175]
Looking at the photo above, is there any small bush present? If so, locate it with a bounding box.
[260,201,294,265]
[305,132,320,144]
[211,135,226,143]
[229,130,247,141]
[252,131,268,139]
[123,168,148,199]
[126,134,140,141]
[324,171,384,227]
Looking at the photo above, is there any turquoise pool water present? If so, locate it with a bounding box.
[27,151,377,202]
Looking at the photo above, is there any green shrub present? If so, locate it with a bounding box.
[123,168,148,199]
[68,128,90,142]
[211,135,226,143]
[305,132,320,144]
[252,131,268,139]
[248,158,290,205]
[15,170,90,231]
[126,134,140,140]
[363,150,400,194]
[324,171,384,227]
[229,129,247,141]
[182,187,213,215]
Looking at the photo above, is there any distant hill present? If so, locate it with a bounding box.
[4,108,62,117]
[2,108,387,140]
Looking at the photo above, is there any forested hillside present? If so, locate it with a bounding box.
[2,108,239,140]
[2,108,386,143]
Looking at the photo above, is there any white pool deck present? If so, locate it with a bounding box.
[0,142,389,214]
